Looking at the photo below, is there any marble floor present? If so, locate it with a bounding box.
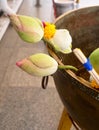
[0,0,63,130]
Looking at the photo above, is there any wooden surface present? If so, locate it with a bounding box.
[58,108,78,130]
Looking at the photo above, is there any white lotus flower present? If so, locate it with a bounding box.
[45,29,72,54]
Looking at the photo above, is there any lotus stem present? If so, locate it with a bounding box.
[73,48,99,85]
[58,65,78,71]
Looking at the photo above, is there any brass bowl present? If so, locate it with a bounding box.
[50,6,99,130]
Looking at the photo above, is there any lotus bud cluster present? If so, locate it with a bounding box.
[16,53,58,76]
[9,14,72,53]
[8,14,74,77]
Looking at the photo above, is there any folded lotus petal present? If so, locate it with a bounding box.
[16,53,58,76]
[9,15,44,43]
[45,29,72,54]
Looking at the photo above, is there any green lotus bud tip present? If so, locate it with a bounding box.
[89,48,99,73]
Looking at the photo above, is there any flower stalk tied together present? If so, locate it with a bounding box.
[2,9,99,89]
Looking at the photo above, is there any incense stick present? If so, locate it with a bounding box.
[73,48,99,85]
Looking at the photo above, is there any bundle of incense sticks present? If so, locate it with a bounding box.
[73,48,99,86]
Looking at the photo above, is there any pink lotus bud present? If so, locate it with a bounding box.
[16,53,58,76]
[9,14,44,43]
